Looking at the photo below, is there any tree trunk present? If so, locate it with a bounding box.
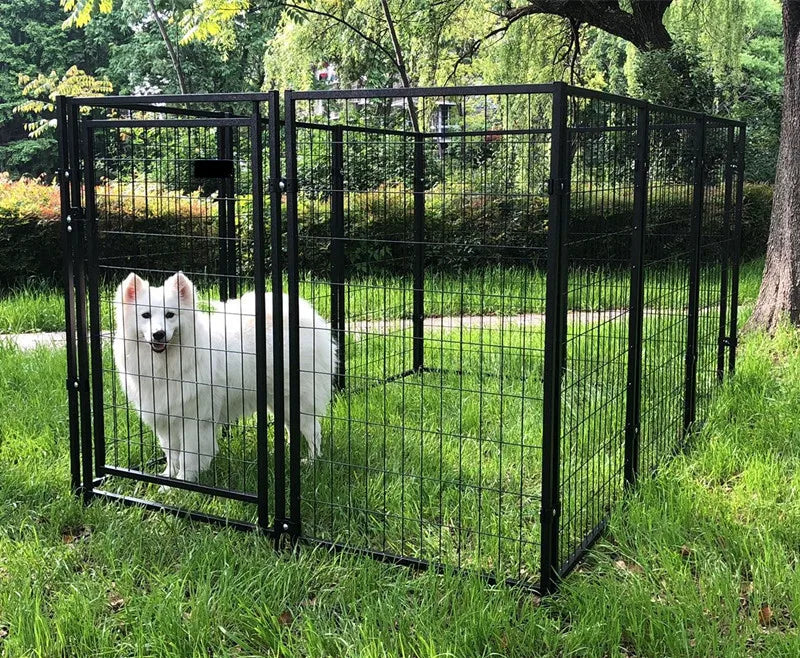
[747,0,800,334]
[147,0,189,94]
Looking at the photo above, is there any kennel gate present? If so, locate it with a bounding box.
[58,84,745,593]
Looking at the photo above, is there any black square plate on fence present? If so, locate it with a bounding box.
[193,159,234,179]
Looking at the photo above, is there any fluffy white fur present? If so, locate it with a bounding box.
[113,271,334,484]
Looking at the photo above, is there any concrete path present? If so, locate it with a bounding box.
[0,311,625,351]
[2,306,721,351]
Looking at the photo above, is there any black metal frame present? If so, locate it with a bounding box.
[58,84,744,594]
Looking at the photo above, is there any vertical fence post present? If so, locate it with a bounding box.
[217,124,230,302]
[331,126,346,391]
[284,90,303,538]
[67,100,95,502]
[540,82,569,594]
[57,96,82,496]
[266,91,288,539]
[728,125,746,375]
[624,103,649,487]
[413,134,425,373]
[684,115,706,434]
[250,100,272,534]
[216,118,237,301]
[716,126,735,382]
[83,124,106,478]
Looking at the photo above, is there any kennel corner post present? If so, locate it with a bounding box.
[728,123,746,375]
[716,124,736,383]
[413,132,425,373]
[540,82,570,595]
[64,98,97,503]
[330,125,346,391]
[82,121,107,482]
[624,103,649,488]
[267,90,291,540]
[216,114,236,302]
[57,95,83,497]
[284,90,303,537]
[683,114,707,435]
[250,99,273,535]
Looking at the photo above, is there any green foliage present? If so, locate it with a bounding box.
[616,0,783,181]
[0,0,784,182]
[15,66,113,137]
[0,0,111,177]
[0,171,773,287]
[0,173,60,221]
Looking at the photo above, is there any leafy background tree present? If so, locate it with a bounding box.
[2,0,783,181]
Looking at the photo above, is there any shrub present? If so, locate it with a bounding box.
[0,172,774,288]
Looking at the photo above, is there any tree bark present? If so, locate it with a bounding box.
[746,0,800,334]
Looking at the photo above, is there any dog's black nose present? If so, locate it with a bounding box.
[152,330,166,342]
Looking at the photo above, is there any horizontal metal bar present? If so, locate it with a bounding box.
[89,102,238,119]
[564,84,647,108]
[558,518,608,579]
[298,121,553,139]
[86,118,251,129]
[295,121,410,138]
[72,92,273,105]
[564,85,746,126]
[300,536,541,593]
[92,489,265,534]
[101,465,259,503]
[290,83,556,100]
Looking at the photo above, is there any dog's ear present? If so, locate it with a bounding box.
[121,272,146,304]
[167,271,194,305]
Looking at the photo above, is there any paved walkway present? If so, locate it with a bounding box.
[0,310,631,351]
[2,305,725,351]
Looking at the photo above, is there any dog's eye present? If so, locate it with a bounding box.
[165,312,175,319]
[141,312,151,319]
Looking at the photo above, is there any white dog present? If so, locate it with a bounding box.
[113,271,334,484]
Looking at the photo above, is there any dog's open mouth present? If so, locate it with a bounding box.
[151,342,167,353]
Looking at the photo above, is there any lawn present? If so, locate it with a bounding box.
[2,261,800,655]
[0,258,765,333]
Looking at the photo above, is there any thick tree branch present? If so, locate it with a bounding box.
[379,0,421,132]
[282,3,396,62]
[147,0,189,94]
[503,0,674,51]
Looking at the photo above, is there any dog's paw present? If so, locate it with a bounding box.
[158,484,172,494]
[176,470,200,484]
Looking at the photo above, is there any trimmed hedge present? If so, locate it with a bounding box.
[0,177,773,287]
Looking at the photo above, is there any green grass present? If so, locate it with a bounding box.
[0,258,766,334]
[3,287,800,654]
[0,282,66,333]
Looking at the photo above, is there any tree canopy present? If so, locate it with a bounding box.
[0,0,783,181]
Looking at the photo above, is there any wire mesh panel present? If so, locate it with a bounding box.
[556,90,638,574]
[59,85,745,594]
[696,121,740,419]
[70,97,279,529]
[638,108,697,474]
[287,87,552,585]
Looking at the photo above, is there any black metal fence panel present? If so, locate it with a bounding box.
[57,85,744,593]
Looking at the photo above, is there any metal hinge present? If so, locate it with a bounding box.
[546,179,567,196]
[65,208,85,233]
[66,378,87,392]
[540,503,561,524]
